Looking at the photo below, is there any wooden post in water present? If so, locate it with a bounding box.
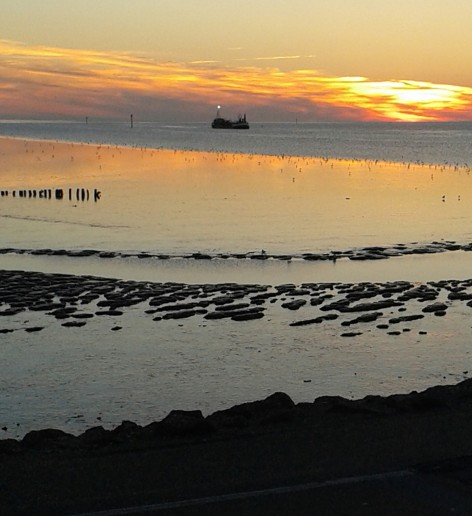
[130,114,133,128]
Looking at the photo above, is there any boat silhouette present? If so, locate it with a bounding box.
[211,107,249,129]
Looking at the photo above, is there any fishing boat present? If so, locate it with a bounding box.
[211,106,249,129]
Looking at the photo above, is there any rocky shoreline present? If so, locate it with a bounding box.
[2,378,472,456]
[1,239,470,262]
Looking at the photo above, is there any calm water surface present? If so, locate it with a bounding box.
[2,138,472,255]
[1,120,472,165]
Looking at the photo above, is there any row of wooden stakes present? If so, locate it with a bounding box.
[0,188,101,202]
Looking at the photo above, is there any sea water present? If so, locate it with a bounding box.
[1,120,472,166]
[1,122,472,438]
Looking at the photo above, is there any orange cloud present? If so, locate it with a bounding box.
[1,40,471,122]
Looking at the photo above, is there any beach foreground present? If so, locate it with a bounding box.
[4,380,472,514]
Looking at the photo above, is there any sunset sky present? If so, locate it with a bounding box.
[1,0,472,122]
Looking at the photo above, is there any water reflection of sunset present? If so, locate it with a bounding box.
[2,138,472,255]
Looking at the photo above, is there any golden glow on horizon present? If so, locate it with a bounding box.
[1,40,471,122]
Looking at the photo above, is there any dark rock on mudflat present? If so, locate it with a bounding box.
[411,246,440,255]
[149,296,181,307]
[95,310,123,316]
[98,252,116,258]
[154,301,210,312]
[346,289,379,301]
[349,253,388,261]
[163,310,203,320]
[290,313,338,327]
[320,299,351,312]
[344,312,383,325]
[49,308,76,319]
[275,283,296,293]
[250,292,279,303]
[190,252,212,260]
[62,321,87,328]
[231,311,265,321]
[287,289,311,296]
[204,307,264,320]
[211,295,238,306]
[0,308,24,316]
[30,302,64,312]
[24,326,44,333]
[68,249,98,257]
[398,286,438,302]
[341,332,363,337]
[215,303,250,312]
[448,291,472,301]
[389,314,424,324]
[422,302,448,313]
[30,248,53,256]
[322,313,339,321]
[281,299,307,310]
